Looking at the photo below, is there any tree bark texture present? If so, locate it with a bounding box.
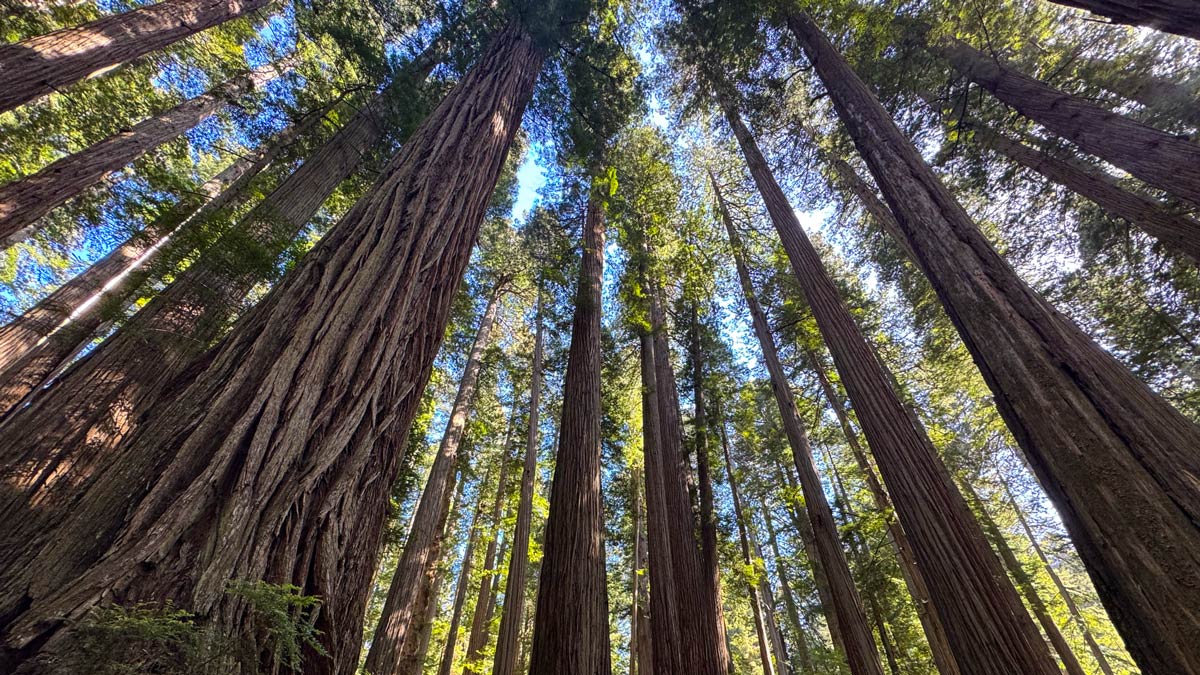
[0,0,271,114]
[719,417,778,675]
[435,485,486,675]
[720,48,1059,675]
[0,112,312,414]
[646,277,730,675]
[940,38,1200,206]
[0,43,443,575]
[492,300,544,675]
[803,349,961,675]
[0,60,285,244]
[970,123,1200,262]
[755,504,797,675]
[462,444,514,674]
[716,173,885,675]
[0,24,542,675]
[1051,0,1200,41]
[791,13,1200,674]
[365,284,503,675]
[527,195,611,675]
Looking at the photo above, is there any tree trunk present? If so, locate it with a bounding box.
[754,502,796,675]
[0,111,314,414]
[0,0,271,113]
[412,473,466,675]
[0,23,543,675]
[462,444,514,674]
[638,327,686,675]
[527,194,612,675]
[803,348,961,675]
[1050,0,1200,41]
[0,60,285,244]
[492,298,544,675]
[715,173,885,675]
[366,283,504,675]
[629,467,649,675]
[436,484,487,675]
[646,276,729,675]
[939,38,1200,206]
[960,480,1085,675]
[969,123,1200,262]
[0,41,443,566]
[1074,57,1200,129]
[718,412,778,675]
[790,12,1200,674]
[718,38,1058,675]
[998,475,1118,675]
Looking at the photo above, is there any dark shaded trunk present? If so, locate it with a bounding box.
[0,112,314,414]
[1051,0,1200,41]
[719,32,1058,675]
[718,414,777,675]
[411,473,466,675]
[628,467,653,675]
[960,480,1085,675]
[970,123,1200,262]
[462,443,514,674]
[0,60,285,244]
[940,38,1200,206]
[638,328,685,675]
[998,476,1118,675]
[803,347,961,675]
[436,485,487,675]
[646,277,729,675]
[0,0,271,113]
[491,299,544,675]
[790,13,1200,674]
[527,195,611,675]
[0,41,444,571]
[366,283,504,675]
[0,24,542,675]
[715,173,884,675]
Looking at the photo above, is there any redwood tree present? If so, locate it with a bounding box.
[1050,0,1200,41]
[788,11,1200,674]
[0,0,271,113]
[0,21,544,674]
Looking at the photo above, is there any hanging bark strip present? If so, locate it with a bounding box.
[492,297,544,675]
[715,68,1059,675]
[939,38,1200,206]
[0,23,544,675]
[714,173,885,675]
[366,283,505,675]
[788,12,1200,674]
[528,194,612,675]
[1050,0,1200,41]
[0,0,272,114]
[0,60,287,244]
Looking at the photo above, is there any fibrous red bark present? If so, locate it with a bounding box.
[790,12,1200,674]
[0,22,543,674]
[0,0,271,114]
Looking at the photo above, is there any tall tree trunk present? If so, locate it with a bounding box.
[0,111,316,413]
[790,13,1200,674]
[412,472,467,675]
[436,484,487,675]
[718,413,778,675]
[0,60,285,244]
[0,23,543,675]
[0,41,443,554]
[1074,57,1200,129]
[492,298,544,675]
[462,444,514,674]
[634,510,654,675]
[997,475,1118,675]
[646,277,729,675]
[802,347,961,675]
[527,194,611,675]
[0,0,272,113]
[715,173,885,675]
[366,283,504,675]
[968,122,1200,262]
[1050,0,1200,41]
[939,38,1200,206]
[629,467,649,675]
[639,327,686,675]
[754,502,796,675]
[960,480,1085,675]
[718,49,1057,675]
